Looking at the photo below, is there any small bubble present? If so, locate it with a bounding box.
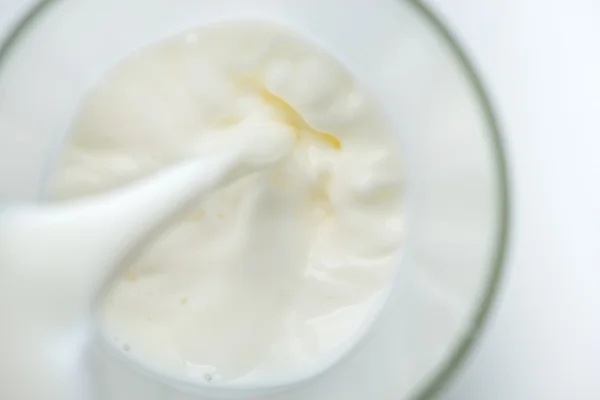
[125,271,138,282]
[123,344,131,352]
[191,208,205,221]
[204,373,213,382]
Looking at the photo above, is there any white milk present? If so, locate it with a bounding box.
[0,126,295,400]
[0,20,404,400]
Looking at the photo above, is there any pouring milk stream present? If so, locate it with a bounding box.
[0,20,404,400]
[0,126,294,400]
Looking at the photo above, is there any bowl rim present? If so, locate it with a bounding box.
[0,1,510,399]
[401,3,510,400]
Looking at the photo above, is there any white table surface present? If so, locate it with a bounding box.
[1,1,599,399]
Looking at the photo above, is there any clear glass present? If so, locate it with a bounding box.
[0,1,509,400]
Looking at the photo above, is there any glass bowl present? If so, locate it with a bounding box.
[0,1,509,399]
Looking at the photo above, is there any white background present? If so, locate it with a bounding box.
[1,1,598,399]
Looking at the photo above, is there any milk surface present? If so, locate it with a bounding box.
[0,131,294,399]
[0,19,404,399]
